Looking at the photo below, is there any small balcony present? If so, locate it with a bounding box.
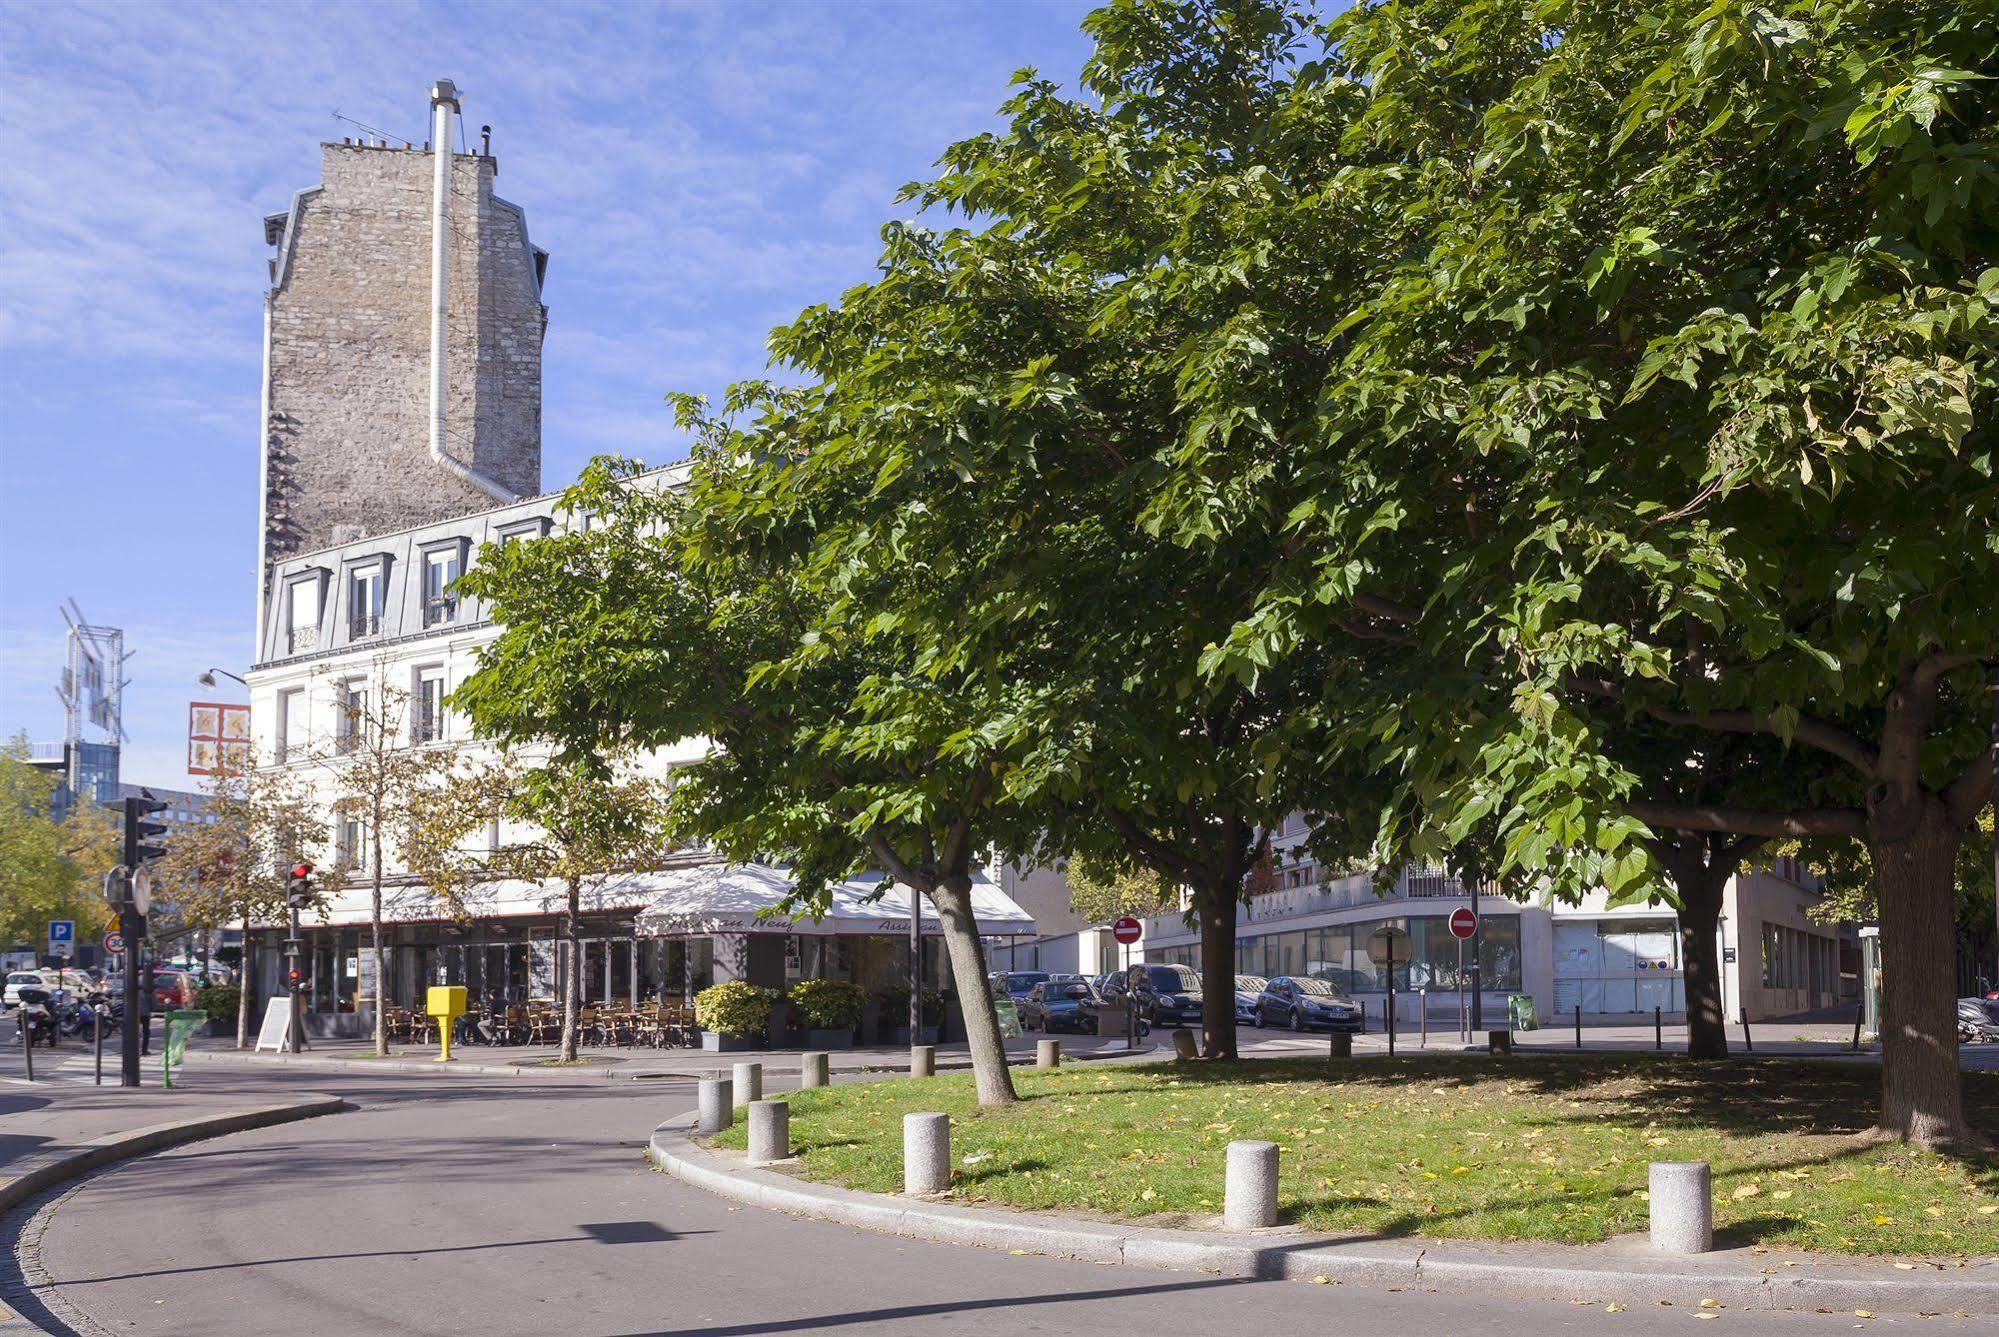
[286,626,319,655]
[421,597,457,628]
[348,613,382,640]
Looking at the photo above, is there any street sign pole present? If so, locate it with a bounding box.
[120,902,142,1087]
[286,900,305,1056]
[1467,881,1483,1035]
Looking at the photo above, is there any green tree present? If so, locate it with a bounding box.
[149,763,325,1047]
[0,736,118,951]
[453,450,1030,1103]
[308,679,471,1056]
[1064,858,1172,927]
[474,754,673,1062]
[1170,0,1998,1147]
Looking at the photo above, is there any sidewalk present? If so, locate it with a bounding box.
[180,1031,1161,1080]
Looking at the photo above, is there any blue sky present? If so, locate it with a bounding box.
[0,0,1097,787]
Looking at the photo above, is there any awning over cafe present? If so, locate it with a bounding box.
[293,862,1037,938]
[635,864,1037,938]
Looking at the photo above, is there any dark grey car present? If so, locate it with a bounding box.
[1255,975,1362,1032]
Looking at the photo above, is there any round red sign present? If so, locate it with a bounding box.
[1111,915,1143,945]
[1448,906,1478,940]
[102,931,126,956]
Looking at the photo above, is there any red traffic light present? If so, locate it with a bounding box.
[291,862,313,879]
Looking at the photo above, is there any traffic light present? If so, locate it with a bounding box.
[286,861,313,908]
[122,792,170,867]
[287,964,305,990]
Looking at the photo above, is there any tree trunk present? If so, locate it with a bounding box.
[1195,885,1239,1060]
[1672,863,1729,1061]
[560,878,581,1062]
[371,842,387,1057]
[1869,795,1973,1150]
[929,875,1016,1106]
[236,912,252,1049]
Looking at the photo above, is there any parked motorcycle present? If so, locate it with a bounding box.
[1957,997,1999,1044]
[14,985,60,1048]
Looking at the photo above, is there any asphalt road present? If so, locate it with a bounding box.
[6,1064,1979,1336]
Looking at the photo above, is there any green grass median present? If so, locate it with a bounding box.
[711,1055,1999,1257]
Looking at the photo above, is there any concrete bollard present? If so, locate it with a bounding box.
[731,1061,763,1108]
[904,1112,951,1194]
[1171,1028,1198,1060]
[696,1077,734,1135]
[909,1044,935,1078]
[1224,1140,1280,1230]
[1035,1038,1061,1070]
[1327,1031,1353,1059]
[1487,1029,1512,1055]
[1648,1161,1713,1254]
[747,1099,791,1164]
[798,1051,830,1088]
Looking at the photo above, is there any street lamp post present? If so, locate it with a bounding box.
[197,668,249,689]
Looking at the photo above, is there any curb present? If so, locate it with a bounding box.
[647,1114,1999,1315]
[0,1094,347,1219]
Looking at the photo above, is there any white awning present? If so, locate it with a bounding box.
[635,865,1036,938]
[293,862,1036,938]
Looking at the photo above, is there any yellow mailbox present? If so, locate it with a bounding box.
[427,985,468,1063]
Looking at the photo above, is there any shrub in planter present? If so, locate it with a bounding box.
[878,984,944,1029]
[194,983,240,1019]
[695,981,776,1039]
[787,979,866,1030]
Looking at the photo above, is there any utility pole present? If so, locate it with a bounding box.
[119,793,169,1087]
[286,863,313,1053]
[907,884,923,1042]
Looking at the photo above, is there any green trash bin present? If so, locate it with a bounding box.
[1508,995,1538,1031]
[164,1009,208,1088]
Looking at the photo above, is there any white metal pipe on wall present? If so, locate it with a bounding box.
[426,78,515,505]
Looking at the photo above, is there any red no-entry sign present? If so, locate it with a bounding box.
[1111,915,1143,945]
[1449,906,1478,940]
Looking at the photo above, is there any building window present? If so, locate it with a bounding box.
[278,689,307,762]
[422,550,459,627]
[337,682,369,755]
[348,566,384,639]
[286,578,319,654]
[338,816,367,870]
[414,670,446,744]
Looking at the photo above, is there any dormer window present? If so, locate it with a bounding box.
[286,576,321,654]
[423,549,460,626]
[348,564,385,639]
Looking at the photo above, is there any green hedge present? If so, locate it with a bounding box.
[695,981,776,1038]
[787,979,866,1029]
[194,983,240,1018]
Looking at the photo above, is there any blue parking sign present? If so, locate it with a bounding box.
[48,920,74,944]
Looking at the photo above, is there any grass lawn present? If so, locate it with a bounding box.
[711,1055,1999,1258]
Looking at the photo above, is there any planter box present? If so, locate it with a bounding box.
[887,1025,940,1046]
[805,1028,854,1050]
[204,1017,234,1039]
[699,1031,764,1053]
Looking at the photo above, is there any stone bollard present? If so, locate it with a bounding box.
[1327,1031,1353,1060]
[1648,1161,1713,1254]
[1172,1028,1198,1060]
[747,1100,791,1165]
[909,1044,935,1078]
[1487,1029,1513,1055]
[1035,1038,1061,1070]
[1224,1140,1280,1230]
[696,1077,734,1135]
[904,1112,950,1194]
[799,1051,830,1088]
[732,1061,763,1108]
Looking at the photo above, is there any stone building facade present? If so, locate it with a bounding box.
[260,127,547,572]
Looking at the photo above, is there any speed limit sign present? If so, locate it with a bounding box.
[103,930,126,956]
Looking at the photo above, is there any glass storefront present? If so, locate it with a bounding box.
[1152,915,1522,994]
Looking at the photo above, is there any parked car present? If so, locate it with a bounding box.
[150,969,198,1010]
[1256,975,1363,1032]
[4,971,55,1011]
[1019,979,1103,1034]
[1103,962,1204,1026]
[989,971,1051,1002]
[1234,975,1268,1026]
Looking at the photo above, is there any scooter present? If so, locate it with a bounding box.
[1957,998,1999,1044]
[14,986,60,1048]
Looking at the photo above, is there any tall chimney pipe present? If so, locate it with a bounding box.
[426,78,515,504]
